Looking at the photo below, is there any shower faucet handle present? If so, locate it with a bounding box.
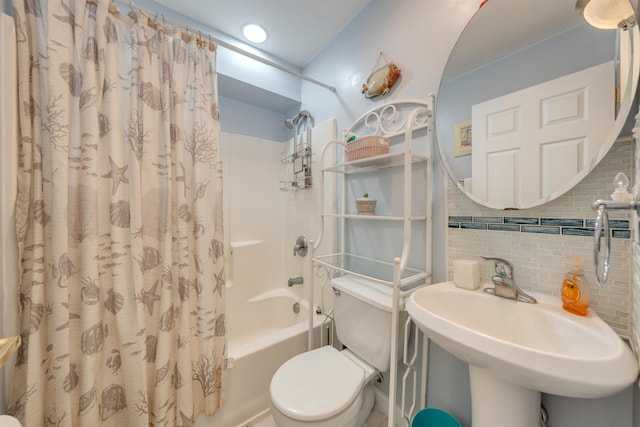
[293,235,308,257]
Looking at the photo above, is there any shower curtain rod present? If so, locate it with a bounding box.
[112,0,337,93]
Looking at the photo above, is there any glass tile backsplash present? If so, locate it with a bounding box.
[447,139,633,337]
[449,215,630,238]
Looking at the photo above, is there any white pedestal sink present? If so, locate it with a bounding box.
[406,282,639,427]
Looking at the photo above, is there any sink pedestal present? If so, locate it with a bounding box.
[469,366,540,427]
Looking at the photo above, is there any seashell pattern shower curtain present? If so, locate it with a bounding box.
[9,1,226,425]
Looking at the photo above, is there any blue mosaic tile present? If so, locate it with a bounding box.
[460,223,487,230]
[453,215,627,238]
[612,229,631,239]
[488,224,520,232]
[585,219,630,229]
[521,225,560,234]
[449,216,472,223]
[504,217,539,225]
[540,218,583,227]
[562,228,603,237]
[473,216,503,224]
[609,220,630,229]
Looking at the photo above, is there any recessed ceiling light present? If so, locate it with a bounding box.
[242,23,268,44]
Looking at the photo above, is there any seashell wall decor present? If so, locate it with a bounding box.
[362,51,402,98]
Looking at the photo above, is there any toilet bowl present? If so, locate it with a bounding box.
[270,275,394,427]
[270,345,376,427]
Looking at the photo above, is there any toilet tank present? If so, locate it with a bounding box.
[331,275,395,372]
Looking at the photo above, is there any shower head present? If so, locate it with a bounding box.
[285,110,311,129]
[284,118,295,129]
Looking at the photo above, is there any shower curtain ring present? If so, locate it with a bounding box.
[182,25,191,43]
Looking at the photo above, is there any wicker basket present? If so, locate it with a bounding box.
[346,135,389,161]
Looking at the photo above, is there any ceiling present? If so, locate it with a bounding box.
[444,0,587,80]
[153,0,373,68]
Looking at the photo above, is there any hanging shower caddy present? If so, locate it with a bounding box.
[281,111,313,190]
[309,98,434,426]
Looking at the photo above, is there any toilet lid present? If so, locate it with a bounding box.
[270,346,365,421]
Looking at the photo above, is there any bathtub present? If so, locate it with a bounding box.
[196,287,324,427]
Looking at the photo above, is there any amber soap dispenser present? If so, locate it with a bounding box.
[561,256,590,316]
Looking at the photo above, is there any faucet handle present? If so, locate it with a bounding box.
[481,256,514,279]
[293,235,308,257]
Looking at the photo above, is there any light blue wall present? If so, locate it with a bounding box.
[300,1,639,426]
[301,0,472,421]
[301,0,475,287]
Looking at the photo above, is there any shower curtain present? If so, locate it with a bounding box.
[9,1,226,425]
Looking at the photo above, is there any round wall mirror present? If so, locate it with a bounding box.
[436,0,639,209]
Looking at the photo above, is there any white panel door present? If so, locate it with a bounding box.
[472,61,614,207]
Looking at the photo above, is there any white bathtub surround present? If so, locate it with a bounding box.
[226,287,315,355]
[221,119,336,295]
[448,139,634,337]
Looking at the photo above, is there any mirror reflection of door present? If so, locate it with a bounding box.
[471,61,614,207]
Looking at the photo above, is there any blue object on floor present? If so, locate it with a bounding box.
[412,408,462,427]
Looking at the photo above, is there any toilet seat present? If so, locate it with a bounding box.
[270,346,366,422]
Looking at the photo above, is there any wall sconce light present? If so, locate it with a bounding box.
[575,0,636,29]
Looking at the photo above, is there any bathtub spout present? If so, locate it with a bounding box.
[288,276,304,287]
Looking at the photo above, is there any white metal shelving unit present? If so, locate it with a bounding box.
[309,98,434,427]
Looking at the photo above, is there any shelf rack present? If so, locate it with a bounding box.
[309,98,434,426]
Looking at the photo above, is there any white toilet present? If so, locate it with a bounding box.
[270,275,394,427]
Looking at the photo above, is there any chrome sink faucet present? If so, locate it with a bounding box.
[481,257,537,304]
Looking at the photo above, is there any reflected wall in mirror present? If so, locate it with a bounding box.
[436,0,639,209]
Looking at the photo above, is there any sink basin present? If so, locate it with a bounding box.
[406,282,638,427]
